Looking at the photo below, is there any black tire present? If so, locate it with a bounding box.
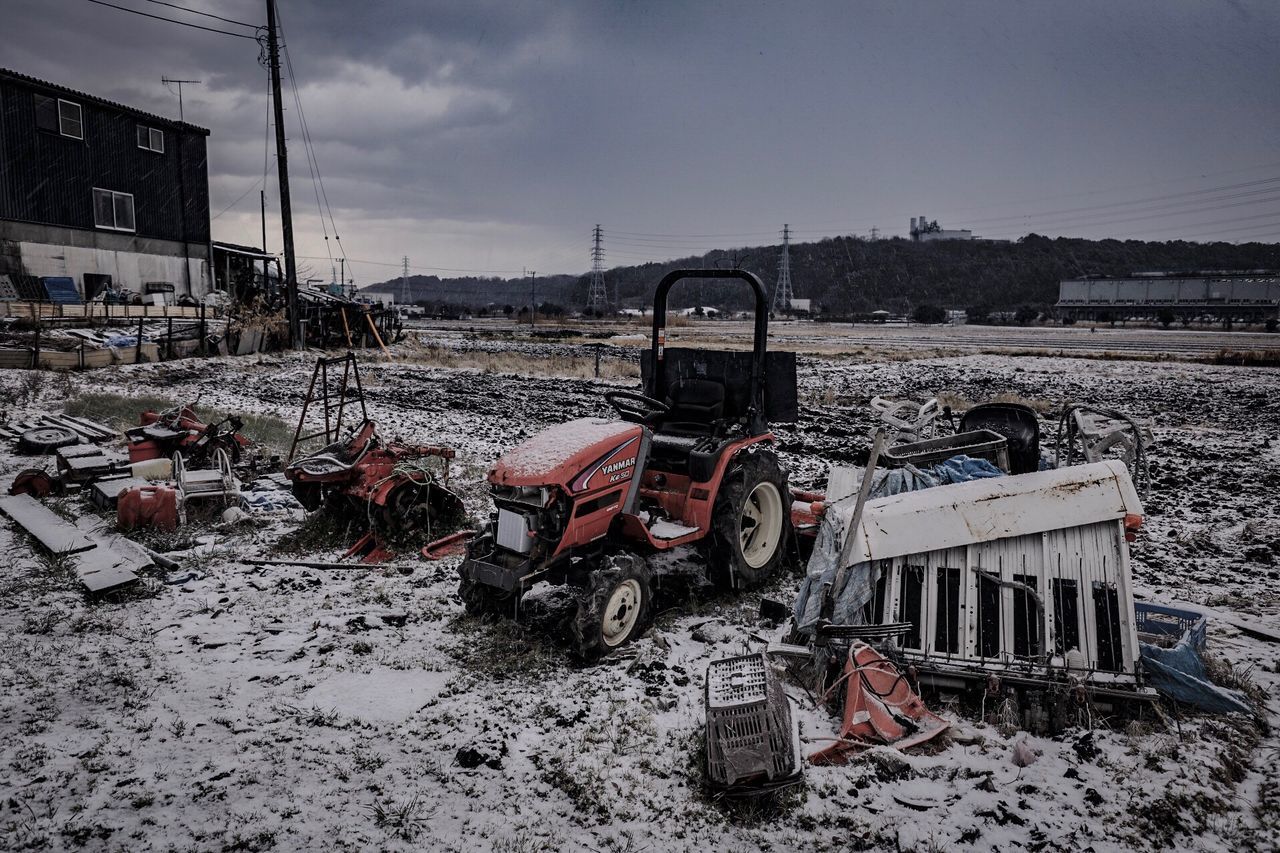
[571,554,653,662]
[18,426,80,455]
[458,576,519,617]
[290,481,323,511]
[708,449,792,590]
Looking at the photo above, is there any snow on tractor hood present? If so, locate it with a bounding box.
[490,417,644,491]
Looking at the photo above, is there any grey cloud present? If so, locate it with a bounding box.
[6,0,1279,280]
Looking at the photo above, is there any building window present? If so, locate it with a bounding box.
[93,188,135,232]
[34,96,83,139]
[137,125,164,153]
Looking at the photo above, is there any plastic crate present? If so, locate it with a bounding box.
[705,653,799,788]
[1135,601,1206,650]
[881,429,1011,472]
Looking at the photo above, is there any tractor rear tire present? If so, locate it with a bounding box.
[708,449,791,591]
[571,554,653,662]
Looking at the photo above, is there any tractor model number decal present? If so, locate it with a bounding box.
[571,437,639,493]
[602,456,635,482]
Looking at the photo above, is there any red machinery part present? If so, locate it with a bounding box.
[128,439,164,463]
[422,529,476,561]
[9,469,58,498]
[808,642,949,765]
[117,484,179,532]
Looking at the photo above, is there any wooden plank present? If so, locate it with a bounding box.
[82,349,115,368]
[0,348,32,368]
[0,494,96,554]
[71,547,141,594]
[64,415,118,440]
[42,415,98,441]
[36,351,79,369]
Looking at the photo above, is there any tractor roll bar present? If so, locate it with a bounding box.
[651,269,769,432]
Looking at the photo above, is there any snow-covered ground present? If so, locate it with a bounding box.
[1,344,1277,852]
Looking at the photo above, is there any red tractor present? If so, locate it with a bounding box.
[459,269,799,659]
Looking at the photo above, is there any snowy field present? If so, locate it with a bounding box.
[408,316,1280,359]
[1,340,1278,852]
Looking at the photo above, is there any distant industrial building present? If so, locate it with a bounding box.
[0,69,213,302]
[1056,272,1280,324]
[910,214,974,242]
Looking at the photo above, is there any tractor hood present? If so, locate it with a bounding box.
[490,418,644,493]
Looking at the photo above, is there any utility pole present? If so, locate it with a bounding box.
[772,223,794,315]
[339,258,344,295]
[528,269,537,328]
[162,77,201,122]
[162,77,201,300]
[260,190,267,253]
[401,256,410,305]
[587,224,608,314]
[266,0,300,347]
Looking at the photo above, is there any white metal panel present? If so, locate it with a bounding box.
[884,520,1139,683]
[844,460,1142,565]
[496,508,533,553]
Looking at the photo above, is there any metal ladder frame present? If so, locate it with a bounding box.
[287,352,369,463]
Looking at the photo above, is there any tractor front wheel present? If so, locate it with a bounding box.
[571,554,653,662]
[458,577,519,617]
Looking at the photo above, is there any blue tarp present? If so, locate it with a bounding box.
[1136,603,1254,715]
[793,455,1004,632]
[41,277,81,305]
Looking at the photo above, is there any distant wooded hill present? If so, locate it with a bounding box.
[360,234,1280,316]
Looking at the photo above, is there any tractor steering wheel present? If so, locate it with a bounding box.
[605,390,670,425]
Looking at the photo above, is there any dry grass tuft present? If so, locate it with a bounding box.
[64,392,294,455]
[398,342,639,380]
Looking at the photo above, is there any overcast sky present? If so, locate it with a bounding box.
[7,0,1279,284]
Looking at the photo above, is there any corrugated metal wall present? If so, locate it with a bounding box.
[0,77,209,244]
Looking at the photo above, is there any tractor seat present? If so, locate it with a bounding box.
[659,379,725,435]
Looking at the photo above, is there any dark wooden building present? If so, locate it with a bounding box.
[0,68,213,301]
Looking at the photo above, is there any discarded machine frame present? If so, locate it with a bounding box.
[284,353,465,561]
[796,458,1156,726]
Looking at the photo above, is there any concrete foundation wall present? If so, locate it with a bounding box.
[0,220,210,298]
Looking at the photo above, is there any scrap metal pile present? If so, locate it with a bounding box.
[0,403,258,593]
[0,268,1261,817]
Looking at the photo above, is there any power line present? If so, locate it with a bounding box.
[949,176,1280,229]
[277,6,353,281]
[83,0,259,38]
[979,197,1280,239]
[606,228,781,240]
[794,159,1280,235]
[138,0,259,28]
[211,175,265,220]
[295,255,526,275]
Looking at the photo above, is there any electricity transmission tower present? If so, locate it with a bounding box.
[772,223,793,314]
[587,224,608,312]
[401,256,410,304]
